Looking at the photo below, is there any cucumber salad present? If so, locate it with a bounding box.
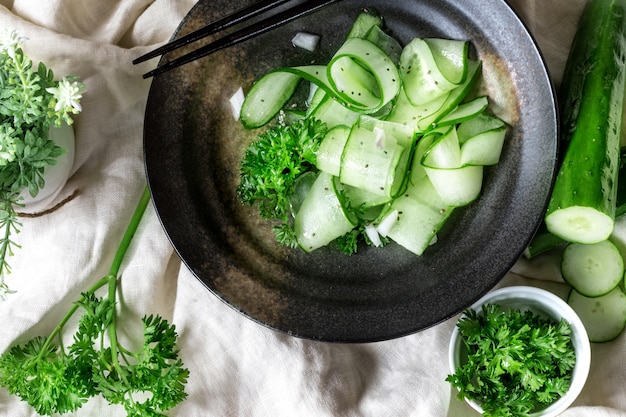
[236,9,507,255]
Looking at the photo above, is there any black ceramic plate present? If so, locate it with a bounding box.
[144,0,557,342]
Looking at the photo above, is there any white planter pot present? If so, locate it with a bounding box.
[18,123,75,213]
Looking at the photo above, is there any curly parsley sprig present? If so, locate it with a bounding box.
[0,187,189,416]
[237,117,328,247]
[0,29,85,298]
[446,303,576,417]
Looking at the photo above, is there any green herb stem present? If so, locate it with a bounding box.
[14,54,30,101]
[0,198,17,276]
[36,186,151,364]
[107,272,128,386]
[109,186,151,277]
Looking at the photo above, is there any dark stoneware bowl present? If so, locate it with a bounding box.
[144,0,558,342]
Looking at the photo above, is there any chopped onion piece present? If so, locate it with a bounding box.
[229,86,245,120]
[292,32,320,52]
[376,209,399,237]
[306,82,319,107]
[374,126,386,149]
[365,223,382,247]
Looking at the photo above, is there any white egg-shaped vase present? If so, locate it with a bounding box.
[18,123,75,213]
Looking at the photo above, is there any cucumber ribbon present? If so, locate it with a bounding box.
[241,37,401,130]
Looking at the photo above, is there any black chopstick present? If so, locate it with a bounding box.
[132,0,292,65]
[138,0,342,79]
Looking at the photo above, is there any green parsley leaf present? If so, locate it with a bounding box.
[335,229,360,255]
[273,223,299,248]
[237,117,328,223]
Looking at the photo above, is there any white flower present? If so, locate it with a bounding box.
[0,29,27,60]
[46,77,84,113]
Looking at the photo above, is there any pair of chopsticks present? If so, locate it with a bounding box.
[133,0,343,79]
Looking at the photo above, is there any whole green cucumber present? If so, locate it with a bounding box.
[545,0,626,244]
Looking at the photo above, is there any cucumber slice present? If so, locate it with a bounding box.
[385,60,481,134]
[357,116,416,148]
[308,93,360,128]
[416,60,481,133]
[346,8,383,40]
[316,125,351,176]
[240,71,301,129]
[380,196,443,255]
[339,125,407,197]
[365,25,402,64]
[399,38,467,105]
[336,181,391,210]
[421,126,484,206]
[422,125,460,169]
[423,165,483,207]
[436,96,489,127]
[294,172,356,252]
[561,240,625,297]
[384,87,448,130]
[568,286,626,343]
[327,37,401,113]
[380,175,454,255]
[408,131,437,183]
[457,111,505,142]
[546,208,615,245]
[355,117,416,198]
[423,38,468,85]
[329,55,381,106]
[459,113,507,166]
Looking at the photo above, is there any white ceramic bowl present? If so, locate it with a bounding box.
[448,286,591,416]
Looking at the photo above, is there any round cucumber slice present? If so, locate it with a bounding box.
[568,287,626,343]
[561,240,625,297]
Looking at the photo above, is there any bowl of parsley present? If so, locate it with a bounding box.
[447,286,591,417]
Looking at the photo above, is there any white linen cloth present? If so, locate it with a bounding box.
[0,0,622,416]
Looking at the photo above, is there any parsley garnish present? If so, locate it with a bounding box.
[0,187,189,416]
[446,303,576,417]
[237,117,327,247]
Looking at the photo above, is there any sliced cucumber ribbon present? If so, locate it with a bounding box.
[327,37,401,111]
[287,37,401,113]
[379,175,455,255]
[339,124,409,198]
[240,71,302,128]
[419,113,506,206]
[240,38,401,128]
[294,171,356,252]
[385,60,482,134]
[399,38,469,105]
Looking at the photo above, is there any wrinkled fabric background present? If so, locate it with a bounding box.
[0,0,621,416]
